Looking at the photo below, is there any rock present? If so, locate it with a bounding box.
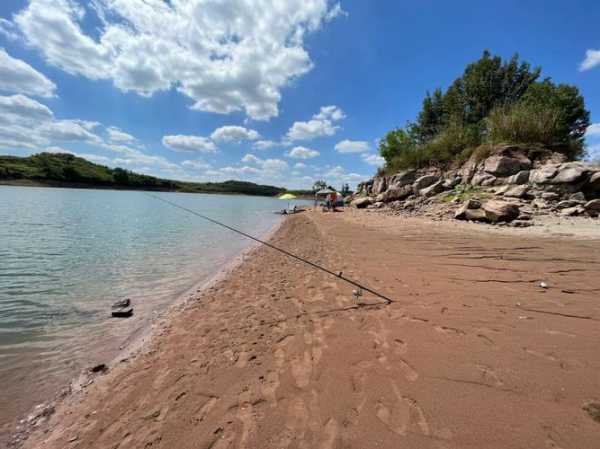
[569,192,586,202]
[517,213,532,221]
[112,307,133,318]
[551,162,589,184]
[351,197,373,209]
[494,185,510,195]
[443,177,461,189]
[560,206,585,216]
[584,199,600,217]
[529,165,558,184]
[504,185,529,199]
[470,173,496,186]
[412,175,439,192]
[112,298,131,309]
[481,200,520,223]
[507,170,530,185]
[419,180,446,197]
[510,220,533,227]
[381,184,412,202]
[556,200,583,209]
[389,170,417,187]
[531,198,549,209]
[541,192,559,201]
[454,199,485,221]
[484,155,531,177]
[585,171,600,193]
[90,363,108,374]
[372,176,387,195]
[375,193,385,202]
[372,201,385,209]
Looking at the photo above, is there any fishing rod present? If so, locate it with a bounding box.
[144,193,394,305]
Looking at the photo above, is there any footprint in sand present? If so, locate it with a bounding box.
[375,399,410,435]
[434,325,466,336]
[291,351,312,389]
[397,358,419,382]
[476,364,503,387]
[319,418,339,449]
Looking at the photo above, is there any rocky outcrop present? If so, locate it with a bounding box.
[351,144,600,224]
[351,197,373,209]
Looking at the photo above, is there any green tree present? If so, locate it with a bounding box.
[312,180,327,192]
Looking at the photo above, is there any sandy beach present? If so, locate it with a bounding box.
[19,209,600,449]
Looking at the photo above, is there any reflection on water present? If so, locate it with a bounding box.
[0,186,296,433]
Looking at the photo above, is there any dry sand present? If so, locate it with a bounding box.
[20,209,600,449]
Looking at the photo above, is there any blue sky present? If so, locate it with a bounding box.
[0,0,599,189]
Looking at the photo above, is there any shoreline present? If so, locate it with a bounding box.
[17,210,600,448]
[7,215,284,448]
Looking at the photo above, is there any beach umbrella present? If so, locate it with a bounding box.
[278,193,297,210]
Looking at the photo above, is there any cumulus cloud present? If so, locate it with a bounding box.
[11,0,342,120]
[182,159,211,170]
[252,139,277,150]
[323,165,366,187]
[0,49,56,97]
[211,125,260,143]
[107,126,137,144]
[162,134,217,153]
[286,105,344,141]
[580,49,600,71]
[335,139,368,153]
[361,153,385,167]
[288,146,320,159]
[294,162,307,169]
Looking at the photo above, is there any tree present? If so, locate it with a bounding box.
[341,183,351,196]
[378,126,418,164]
[312,180,327,192]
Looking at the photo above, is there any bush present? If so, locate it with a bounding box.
[485,102,562,146]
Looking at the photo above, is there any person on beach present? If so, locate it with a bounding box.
[330,191,337,212]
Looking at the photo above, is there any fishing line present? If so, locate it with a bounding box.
[144,193,394,304]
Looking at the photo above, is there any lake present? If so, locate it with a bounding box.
[0,186,302,438]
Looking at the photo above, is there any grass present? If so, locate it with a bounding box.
[440,185,493,203]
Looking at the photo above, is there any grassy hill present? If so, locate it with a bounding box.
[0,153,285,196]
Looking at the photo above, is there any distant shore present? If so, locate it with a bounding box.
[16,209,600,449]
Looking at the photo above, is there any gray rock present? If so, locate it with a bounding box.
[484,155,531,177]
[504,185,529,199]
[584,199,600,217]
[443,177,462,189]
[413,175,440,192]
[569,192,586,202]
[541,192,559,201]
[419,180,446,197]
[372,176,387,195]
[507,170,530,185]
[375,193,385,202]
[373,201,385,209]
[351,197,373,208]
[531,198,549,209]
[455,200,486,221]
[381,184,413,202]
[530,165,558,184]
[560,206,585,216]
[556,200,583,209]
[585,171,600,192]
[389,170,417,187]
[482,200,520,223]
[510,220,533,227]
[550,162,589,184]
[470,173,496,186]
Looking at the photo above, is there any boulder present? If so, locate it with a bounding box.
[484,155,531,177]
[541,192,559,201]
[550,162,589,184]
[585,171,600,193]
[584,199,600,217]
[569,192,586,202]
[443,177,462,189]
[419,180,446,197]
[482,200,520,223]
[455,200,486,221]
[372,176,387,195]
[389,170,417,188]
[470,173,496,186]
[531,198,549,209]
[556,200,583,209]
[351,197,373,209]
[507,170,530,185]
[530,165,558,184]
[560,206,585,216]
[504,185,529,199]
[373,201,385,209]
[413,175,440,192]
[381,184,413,202]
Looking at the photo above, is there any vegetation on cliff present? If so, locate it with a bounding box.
[379,51,590,173]
[0,153,285,196]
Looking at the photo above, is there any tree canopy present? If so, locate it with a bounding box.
[379,51,590,172]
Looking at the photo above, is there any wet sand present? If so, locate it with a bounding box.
[20,209,600,448]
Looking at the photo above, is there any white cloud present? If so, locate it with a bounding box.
[288,145,320,159]
[252,139,277,150]
[162,134,217,153]
[241,153,261,164]
[361,153,385,167]
[294,162,307,169]
[107,126,136,144]
[0,18,19,41]
[286,105,344,141]
[322,165,366,188]
[580,49,600,71]
[11,0,342,120]
[335,139,369,153]
[324,2,348,21]
[0,49,56,97]
[585,123,600,137]
[182,159,211,170]
[210,125,260,143]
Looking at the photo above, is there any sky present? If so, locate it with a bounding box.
[0,0,599,190]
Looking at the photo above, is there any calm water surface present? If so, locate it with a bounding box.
[0,186,301,435]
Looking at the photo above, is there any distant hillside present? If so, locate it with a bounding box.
[0,153,285,196]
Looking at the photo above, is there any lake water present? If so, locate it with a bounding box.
[0,186,301,438]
